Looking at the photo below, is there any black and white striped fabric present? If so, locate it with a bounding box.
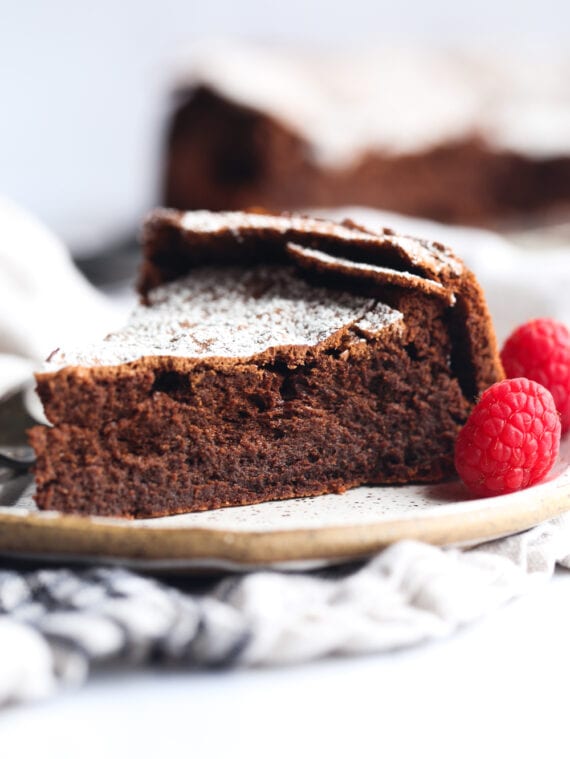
[2,514,570,706]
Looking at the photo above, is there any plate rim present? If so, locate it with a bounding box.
[1,473,569,566]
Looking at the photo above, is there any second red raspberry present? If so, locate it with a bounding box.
[501,318,570,433]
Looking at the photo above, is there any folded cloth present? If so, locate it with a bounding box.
[0,196,122,399]
[1,201,569,707]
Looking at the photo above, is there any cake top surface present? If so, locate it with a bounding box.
[177,210,460,275]
[48,266,403,369]
[139,209,463,299]
[171,42,570,164]
[48,209,469,370]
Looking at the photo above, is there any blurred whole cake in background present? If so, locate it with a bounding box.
[162,43,570,228]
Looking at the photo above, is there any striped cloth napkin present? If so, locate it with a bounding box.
[1,507,569,706]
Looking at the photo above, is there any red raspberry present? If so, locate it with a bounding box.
[500,318,570,433]
[454,378,561,497]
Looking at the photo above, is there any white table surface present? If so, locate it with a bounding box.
[2,568,569,758]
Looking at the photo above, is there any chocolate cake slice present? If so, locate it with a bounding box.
[163,45,570,227]
[30,210,503,518]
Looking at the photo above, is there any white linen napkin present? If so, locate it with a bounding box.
[0,196,122,399]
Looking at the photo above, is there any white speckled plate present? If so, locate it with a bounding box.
[0,436,569,571]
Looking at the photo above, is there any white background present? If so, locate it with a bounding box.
[1,0,570,248]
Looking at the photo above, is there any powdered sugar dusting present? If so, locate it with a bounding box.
[180,210,378,239]
[50,266,403,369]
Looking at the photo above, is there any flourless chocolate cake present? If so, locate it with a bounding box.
[163,46,570,227]
[30,210,503,518]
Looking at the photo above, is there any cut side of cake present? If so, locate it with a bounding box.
[29,210,504,518]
